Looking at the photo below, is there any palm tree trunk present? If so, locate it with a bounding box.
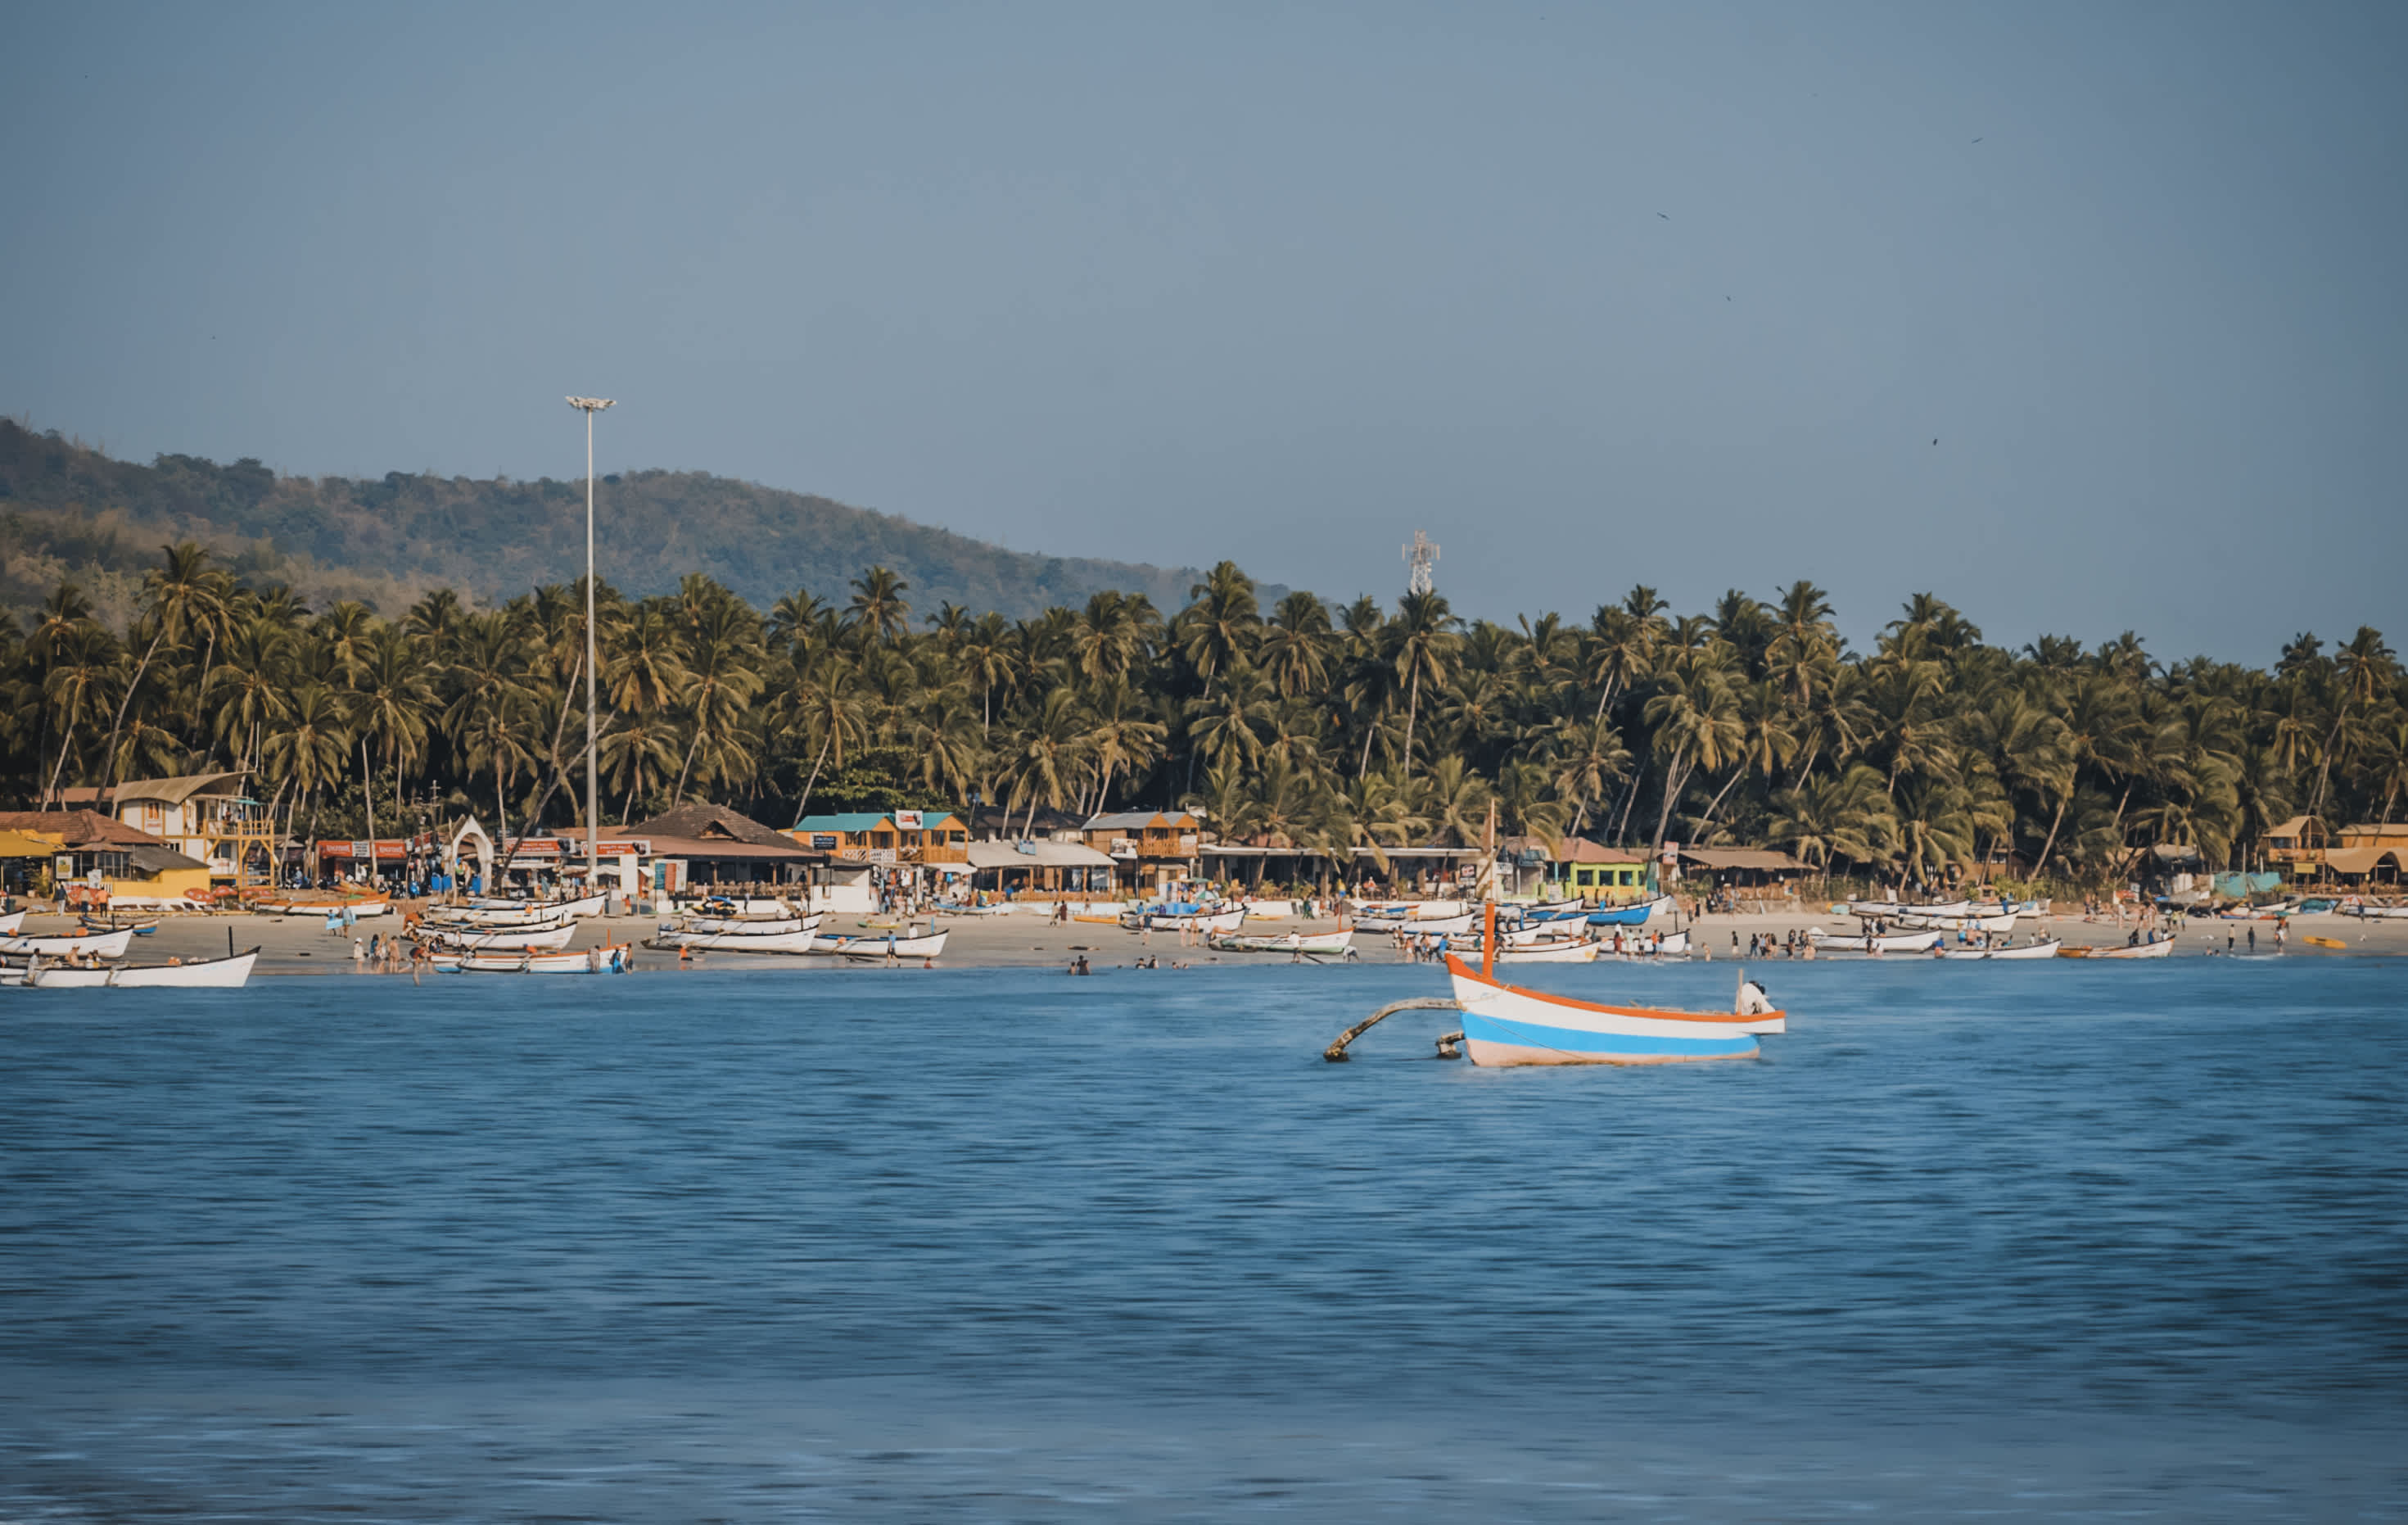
[2032,794,2069,881]
[360,737,377,858]
[102,630,167,791]
[43,717,79,807]
[1611,759,1645,845]
[793,728,835,824]
[1403,669,1421,781]
[1693,766,1746,837]
[1651,753,1693,850]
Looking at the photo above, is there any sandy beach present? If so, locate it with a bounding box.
[20,902,2400,980]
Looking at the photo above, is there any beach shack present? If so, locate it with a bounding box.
[48,771,278,887]
[1674,846,1809,903]
[1082,810,1202,893]
[0,809,212,907]
[1525,835,1659,905]
[789,810,969,865]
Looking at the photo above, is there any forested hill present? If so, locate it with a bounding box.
[0,419,1219,626]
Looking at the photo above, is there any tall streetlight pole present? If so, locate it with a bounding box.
[567,396,614,904]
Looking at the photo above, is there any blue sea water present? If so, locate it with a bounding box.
[2,958,2403,1520]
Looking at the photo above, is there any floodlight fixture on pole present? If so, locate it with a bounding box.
[567,397,614,901]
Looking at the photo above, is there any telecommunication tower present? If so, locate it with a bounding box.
[1403,531,1439,595]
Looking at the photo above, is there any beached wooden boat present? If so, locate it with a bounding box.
[1445,954,1780,1066]
[26,947,258,989]
[1145,907,1246,934]
[648,925,819,953]
[1886,909,2017,933]
[418,922,578,951]
[2339,902,2408,920]
[814,929,950,960]
[1805,928,1944,953]
[78,916,160,936]
[1583,895,1675,927]
[673,912,819,936]
[1,926,135,959]
[1208,929,1355,955]
[1846,898,1972,919]
[1348,898,1469,920]
[460,945,629,974]
[2066,936,2175,959]
[0,910,24,936]
[1512,897,1584,916]
[1240,899,1297,920]
[1493,939,1598,964]
[1592,929,1692,957]
[1388,912,1479,936]
[261,895,390,918]
[1936,939,2064,960]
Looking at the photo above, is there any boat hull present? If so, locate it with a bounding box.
[1936,939,2064,960]
[815,930,949,959]
[420,923,577,951]
[2,928,135,959]
[651,927,819,953]
[1208,930,1353,955]
[2087,938,2175,958]
[1583,896,1674,927]
[28,949,257,988]
[1445,956,1779,1066]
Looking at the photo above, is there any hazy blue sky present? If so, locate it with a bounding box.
[4,2,2401,660]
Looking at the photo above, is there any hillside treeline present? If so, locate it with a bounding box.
[0,419,1214,622]
[10,541,2406,889]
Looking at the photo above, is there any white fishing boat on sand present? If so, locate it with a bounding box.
[648,925,819,954]
[1936,939,2064,960]
[419,922,578,952]
[1805,927,1944,953]
[1,927,135,960]
[1208,930,1354,956]
[25,947,258,989]
[814,929,950,960]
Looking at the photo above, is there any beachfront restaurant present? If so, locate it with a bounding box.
[789,811,969,864]
[1673,846,1809,892]
[0,809,212,908]
[965,839,1118,897]
[1521,835,1659,905]
[1082,810,1203,891]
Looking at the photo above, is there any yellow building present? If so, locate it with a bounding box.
[0,809,213,907]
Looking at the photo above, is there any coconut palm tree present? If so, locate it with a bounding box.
[845,566,911,646]
[1387,589,1458,782]
[348,626,435,848]
[102,541,230,788]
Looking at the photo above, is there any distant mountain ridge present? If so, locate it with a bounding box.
[0,419,1242,627]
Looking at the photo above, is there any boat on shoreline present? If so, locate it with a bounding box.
[647,925,819,954]
[1805,928,1943,953]
[1583,895,1675,928]
[460,945,628,974]
[2,926,135,960]
[22,947,259,989]
[814,928,950,960]
[2064,937,2175,959]
[1936,939,2064,960]
[1444,954,1780,1066]
[1207,930,1354,956]
[419,922,577,952]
